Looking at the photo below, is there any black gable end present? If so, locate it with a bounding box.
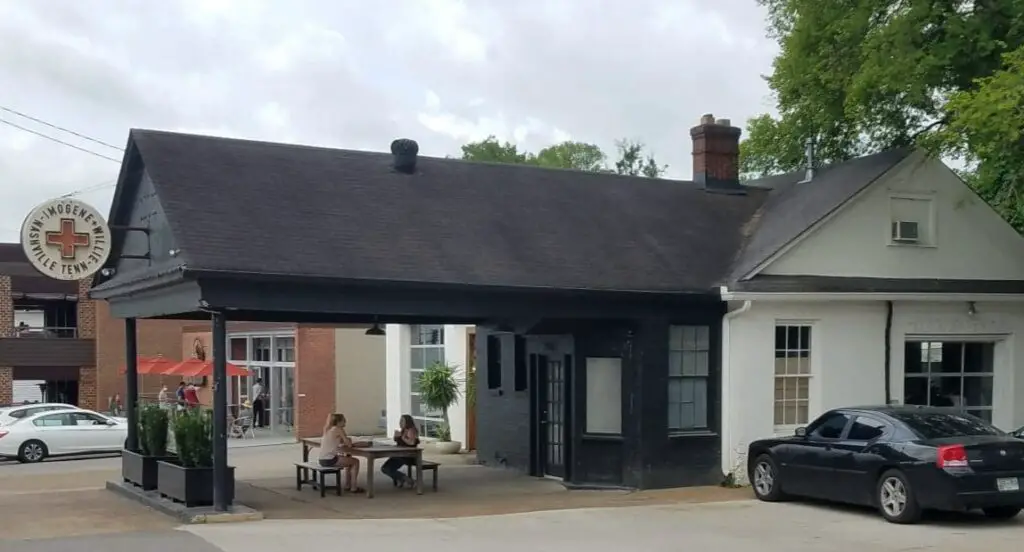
[90,132,191,302]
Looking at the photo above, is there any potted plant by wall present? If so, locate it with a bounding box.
[122,404,173,490]
[418,361,462,454]
[157,409,234,507]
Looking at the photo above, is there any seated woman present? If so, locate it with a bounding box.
[318,413,371,493]
[381,414,420,488]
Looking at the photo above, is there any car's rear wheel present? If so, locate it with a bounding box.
[17,440,48,464]
[750,454,786,501]
[877,469,921,524]
[982,506,1021,520]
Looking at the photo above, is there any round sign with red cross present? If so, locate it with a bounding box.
[20,198,111,281]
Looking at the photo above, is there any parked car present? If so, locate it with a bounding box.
[0,403,78,426]
[0,408,127,463]
[747,405,1024,524]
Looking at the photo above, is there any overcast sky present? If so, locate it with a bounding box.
[0,0,777,242]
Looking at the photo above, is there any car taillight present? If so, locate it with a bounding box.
[0,430,7,439]
[937,444,969,468]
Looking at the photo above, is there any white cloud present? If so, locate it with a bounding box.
[0,0,777,241]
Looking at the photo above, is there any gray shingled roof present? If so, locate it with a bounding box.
[128,130,767,293]
[107,130,910,295]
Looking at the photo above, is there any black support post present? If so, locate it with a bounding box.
[125,317,139,452]
[211,311,230,511]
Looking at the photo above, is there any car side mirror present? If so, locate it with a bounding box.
[794,427,807,438]
[105,420,118,426]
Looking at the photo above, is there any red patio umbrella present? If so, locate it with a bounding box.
[161,358,247,378]
[119,355,175,375]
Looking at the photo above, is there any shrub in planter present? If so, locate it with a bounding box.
[157,409,234,507]
[418,362,463,454]
[122,404,174,490]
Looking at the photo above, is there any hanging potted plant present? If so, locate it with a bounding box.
[122,404,174,490]
[418,361,462,454]
[157,409,235,507]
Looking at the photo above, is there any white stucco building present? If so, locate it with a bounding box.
[385,324,472,447]
[720,150,1024,481]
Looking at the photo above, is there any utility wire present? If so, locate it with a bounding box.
[60,180,116,198]
[0,105,123,151]
[0,117,122,163]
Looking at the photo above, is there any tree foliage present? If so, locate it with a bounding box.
[460,136,667,177]
[741,0,1024,225]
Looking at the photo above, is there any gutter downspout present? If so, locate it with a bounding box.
[721,300,752,483]
[884,301,894,404]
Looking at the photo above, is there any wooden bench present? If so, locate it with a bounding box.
[295,462,343,497]
[405,461,440,492]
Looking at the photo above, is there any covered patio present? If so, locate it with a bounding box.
[92,128,757,511]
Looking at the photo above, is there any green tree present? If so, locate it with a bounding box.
[460,136,667,176]
[613,139,667,178]
[459,136,530,164]
[534,141,607,171]
[741,0,1024,225]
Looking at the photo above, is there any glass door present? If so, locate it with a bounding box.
[277,366,295,431]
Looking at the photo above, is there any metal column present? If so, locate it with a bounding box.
[124,317,139,452]
[211,311,230,511]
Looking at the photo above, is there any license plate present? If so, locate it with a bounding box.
[997,478,1020,492]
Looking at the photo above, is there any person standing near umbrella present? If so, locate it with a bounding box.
[252,378,266,428]
[175,381,187,411]
[184,382,200,410]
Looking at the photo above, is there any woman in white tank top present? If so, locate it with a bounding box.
[319,413,371,493]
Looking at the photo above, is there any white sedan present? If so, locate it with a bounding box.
[0,408,127,463]
[0,403,79,426]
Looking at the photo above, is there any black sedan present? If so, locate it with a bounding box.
[747,405,1024,523]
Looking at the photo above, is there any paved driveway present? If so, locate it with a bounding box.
[4,499,1022,551]
[184,500,1020,552]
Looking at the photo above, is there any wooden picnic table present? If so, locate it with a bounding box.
[300,436,423,498]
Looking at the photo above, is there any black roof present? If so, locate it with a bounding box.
[96,130,910,295]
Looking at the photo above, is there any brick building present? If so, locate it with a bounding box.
[1,243,385,438]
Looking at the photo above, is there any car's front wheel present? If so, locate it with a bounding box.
[877,469,922,524]
[17,440,48,464]
[750,454,787,501]
[982,506,1021,520]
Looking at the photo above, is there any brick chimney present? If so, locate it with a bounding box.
[690,114,743,193]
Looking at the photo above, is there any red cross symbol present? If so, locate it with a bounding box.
[45,218,91,259]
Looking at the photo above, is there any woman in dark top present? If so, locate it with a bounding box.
[381,414,420,488]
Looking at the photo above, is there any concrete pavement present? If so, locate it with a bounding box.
[3,500,1022,552]
[3,444,1023,550]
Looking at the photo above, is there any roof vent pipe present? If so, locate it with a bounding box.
[390,138,419,174]
[798,138,816,183]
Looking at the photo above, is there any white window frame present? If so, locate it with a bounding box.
[887,192,937,248]
[773,322,814,432]
[409,325,446,428]
[224,332,297,430]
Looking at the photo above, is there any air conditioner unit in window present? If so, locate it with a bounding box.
[891,220,920,243]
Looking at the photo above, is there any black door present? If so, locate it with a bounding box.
[538,354,567,478]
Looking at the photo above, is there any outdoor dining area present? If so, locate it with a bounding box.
[295,435,438,498]
[119,355,248,379]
